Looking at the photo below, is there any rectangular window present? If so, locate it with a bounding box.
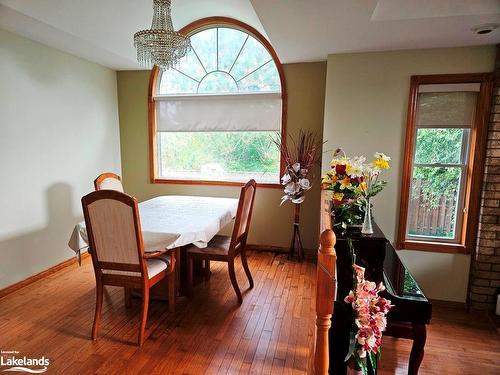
[397,74,493,253]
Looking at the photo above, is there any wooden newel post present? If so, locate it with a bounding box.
[314,190,337,375]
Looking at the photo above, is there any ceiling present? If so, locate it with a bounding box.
[251,0,500,63]
[1,0,499,70]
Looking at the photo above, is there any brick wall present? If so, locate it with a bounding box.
[469,45,500,311]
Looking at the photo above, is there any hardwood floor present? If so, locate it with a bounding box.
[1,251,499,374]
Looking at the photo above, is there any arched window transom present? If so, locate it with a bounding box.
[158,27,281,95]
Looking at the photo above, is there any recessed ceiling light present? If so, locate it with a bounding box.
[471,23,499,35]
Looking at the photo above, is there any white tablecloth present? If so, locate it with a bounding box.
[68,195,238,263]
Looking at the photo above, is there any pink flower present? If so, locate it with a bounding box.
[346,263,393,358]
[344,291,355,304]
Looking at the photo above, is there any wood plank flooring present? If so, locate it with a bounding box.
[1,251,499,374]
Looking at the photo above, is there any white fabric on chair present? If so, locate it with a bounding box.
[146,253,171,278]
[101,253,171,278]
[87,198,140,265]
[68,195,238,263]
[186,235,231,256]
[99,177,124,192]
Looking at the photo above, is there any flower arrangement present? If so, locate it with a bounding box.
[280,163,312,204]
[273,130,322,206]
[344,263,393,373]
[321,149,391,231]
[273,130,322,261]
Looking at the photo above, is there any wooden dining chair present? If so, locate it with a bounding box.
[81,190,176,346]
[186,179,257,304]
[94,172,124,192]
[94,173,131,302]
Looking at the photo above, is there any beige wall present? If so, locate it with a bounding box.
[117,62,327,250]
[322,46,496,302]
[0,30,121,289]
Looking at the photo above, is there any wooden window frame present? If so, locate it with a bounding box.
[397,73,493,254]
[148,17,287,188]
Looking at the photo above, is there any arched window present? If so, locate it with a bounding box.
[149,17,286,186]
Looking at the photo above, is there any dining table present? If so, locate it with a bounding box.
[68,194,239,295]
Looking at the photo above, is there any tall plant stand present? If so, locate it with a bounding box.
[288,204,304,262]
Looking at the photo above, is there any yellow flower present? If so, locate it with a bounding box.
[373,158,390,170]
[332,192,344,202]
[360,181,368,193]
[340,177,351,190]
[321,174,331,184]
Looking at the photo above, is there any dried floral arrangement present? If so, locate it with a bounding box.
[273,130,322,205]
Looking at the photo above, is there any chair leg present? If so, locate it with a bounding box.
[228,259,242,304]
[138,283,149,346]
[91,280,104,340]
[204,259,211,281]
[175,248,181,296]
[187,255,194,297]
[168,272,176,313]
[124,287,132,308]
[241,250,254,289]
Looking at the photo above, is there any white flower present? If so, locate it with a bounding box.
[374,152,391,161]
[354,155,366,164]
[298,178,311,190]
[347,163,364,178]
[281,173,291,185]
[280,195,290,205]
[300,168,308,177]
[284,182,298,195]
[292,163,301,173]
[292,196,305,204]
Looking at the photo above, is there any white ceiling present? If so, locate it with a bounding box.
[1,0,499,70]
[251,0,500,63]
[0,0,266,70]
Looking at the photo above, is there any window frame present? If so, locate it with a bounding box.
[148,17,287,188]
[397,73,493,254]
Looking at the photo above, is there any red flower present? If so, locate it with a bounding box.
[335,164,346,175]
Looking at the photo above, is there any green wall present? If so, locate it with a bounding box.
[322,46,496,302]
[117,62,327,250]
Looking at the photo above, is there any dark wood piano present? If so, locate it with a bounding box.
[328,223,432,375]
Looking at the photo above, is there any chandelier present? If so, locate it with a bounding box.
[133,0,191,70]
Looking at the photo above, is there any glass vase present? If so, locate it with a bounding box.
[361,197,373,234]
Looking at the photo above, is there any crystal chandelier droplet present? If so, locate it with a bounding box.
[133,0,191,70]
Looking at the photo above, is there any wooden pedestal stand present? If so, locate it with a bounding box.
[288,204,304,262]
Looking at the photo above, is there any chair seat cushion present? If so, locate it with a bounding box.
[101,253,171,279]
[146,253,171,278]
[186,235,231,256]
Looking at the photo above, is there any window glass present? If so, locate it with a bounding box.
[408,166,461,239]
[158,132,280,183]
[190,28,217,72]
[217,28,247,72]
[414,128,467,165]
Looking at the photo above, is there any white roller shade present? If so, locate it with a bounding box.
[155,92,282,132]
[418,83,480,93]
